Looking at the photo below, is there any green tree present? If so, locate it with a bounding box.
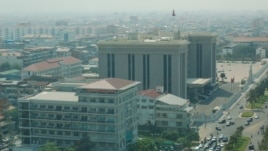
[3,108,19,130]
[127,138,157,151]
[74,136,95,151]
[0,62,11,71]
[220,72,226,82]
[65,147,76,151]
[11,63,21,70]
[136,138,158,151]
[0,133,3,143]
[39,142,60,151]
[247,89,257,109]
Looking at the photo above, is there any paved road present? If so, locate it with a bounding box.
[199,95,268,151]
[198,64,268,151]
[192,62,263,115]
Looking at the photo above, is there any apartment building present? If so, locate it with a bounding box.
[138,89,192,131]
[0,25,92,41]
[22,47,57,67]
[155,94,192,130]
[21,56,82,79]
[18,78,140,151]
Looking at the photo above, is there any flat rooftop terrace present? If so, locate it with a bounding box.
[26,91,78,102]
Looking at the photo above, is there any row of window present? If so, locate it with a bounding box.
[29,113,117,123]
[79,97,115,103]
[30,124,117,133]
[30,138,116,149]
[156,113,184,119]
[29,105,116,114]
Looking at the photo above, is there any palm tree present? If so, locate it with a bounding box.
[247,89,257,109]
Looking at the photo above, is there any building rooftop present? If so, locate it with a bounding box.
[22,56,81,72]
[187,78,211,87]
[79,78,140,91]
[98,39,189,46]
[56,47,70,52]
[139,89,162,99]
[0,69,20,76]
[22,34,53,39]
[157,94,188,106]
[233,37,268,43]
[0,52,22,57]
[27,91,78,102]
[24,46,54,51]
[188,32,217,37]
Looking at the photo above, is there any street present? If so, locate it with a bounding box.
[197,61,268,151]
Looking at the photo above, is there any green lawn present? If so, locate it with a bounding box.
[224,136,250,151]
[247,93,268,109]
[241,111,254,117]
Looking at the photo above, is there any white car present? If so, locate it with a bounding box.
[255,115,259,119]
[227,116,231,120]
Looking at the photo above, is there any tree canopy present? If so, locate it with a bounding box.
[38,142,60,151]
[73,136,95,151]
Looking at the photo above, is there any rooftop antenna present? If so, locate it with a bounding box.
[172,9,176,28]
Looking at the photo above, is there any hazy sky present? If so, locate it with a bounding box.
[1,0,268,14]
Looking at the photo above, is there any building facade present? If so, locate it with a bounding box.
[98,39,189,98]
[137,89,192,131]
[18,78,140,151]
[188,33,217,87]
[22,47,57,67]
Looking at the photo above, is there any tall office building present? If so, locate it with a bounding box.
[98,35,188,98]
[188,33,217,87]
[18,78,140,151]
[98,32,217,99]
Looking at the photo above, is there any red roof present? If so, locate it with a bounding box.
[139,89,162,99]
[23,56,81,72]
[79,78,139,90]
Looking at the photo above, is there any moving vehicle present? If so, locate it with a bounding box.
[218,119,226,124]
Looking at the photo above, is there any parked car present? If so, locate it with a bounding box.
[215,127,222,131]
[219,134,224,139]
[229,120,235,125]
[218,119,226,124]
[248,117,253,122]
[222,136,229,142]
[248,144,255,150]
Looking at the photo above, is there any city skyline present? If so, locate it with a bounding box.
[1,0,268,14]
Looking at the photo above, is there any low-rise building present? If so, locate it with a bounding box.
[138,89,192,131]
[18,78,140,151]
[21,56,82,79]
[22,47,57,67]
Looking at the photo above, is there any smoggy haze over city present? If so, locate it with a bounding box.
[1,0,268,14]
